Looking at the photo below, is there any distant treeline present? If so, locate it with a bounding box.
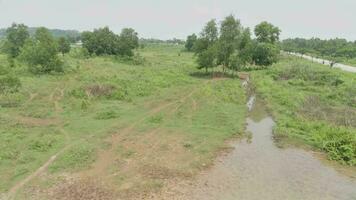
[140,38,184,45]
[0,27,81,42]
[281,38,356,61]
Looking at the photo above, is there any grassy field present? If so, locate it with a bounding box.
[0,44,247,199]
[251,56,356,166]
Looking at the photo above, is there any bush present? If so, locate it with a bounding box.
[20,27,63,74]
[252,42,279,66]
[0,73,21,94]
[81,27,138,57]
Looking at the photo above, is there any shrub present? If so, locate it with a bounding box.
[0,74,21,94]
[20,27,63,74]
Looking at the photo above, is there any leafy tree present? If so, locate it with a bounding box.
[81,27,118,55]
[196,45,217,73]
[194,20,219,71]
[281,37,356,62]
[185,34,197,51]
[20,27,63,74]
[118,28,139,56]
[254,21,280,44]
[201,19,219,44]
[58,37,71,55]
[252,42,279,66]
[0,73,21,94]
[3,23,29,58]
[217,15,242,72]
[82,27,139,57]
[238,28,253,64]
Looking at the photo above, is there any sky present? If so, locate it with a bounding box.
[0,0,355,41]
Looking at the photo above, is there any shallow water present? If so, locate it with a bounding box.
[188,96,356,200]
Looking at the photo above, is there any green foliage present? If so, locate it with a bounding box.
[3,23,30,58]
[95,111,120,120]
[282,37,356,65]
[252,42,279,66]
[118,28,139,56]
[20,27,63,74]
[57,37,71,55]
[185,34,197,51]
[217,15,242,69]
[69,47,90,59]
[81,27,118,56]
[251,56,356,165]
[0,73,21,94]
[82,27,139,57]
[196,45,217,72]
[254,21,281,44]
[49,142,96,172]
[193,16,279,72]
[0,44,248,192]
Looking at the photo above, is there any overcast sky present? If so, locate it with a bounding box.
[0,0,355,40]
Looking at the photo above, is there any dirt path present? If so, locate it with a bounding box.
[5,88,67,200]
[80,87,199,179]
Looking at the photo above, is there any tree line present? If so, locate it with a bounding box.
[281,38,356,62]
[185,15,281,74]
[0,23,139,75]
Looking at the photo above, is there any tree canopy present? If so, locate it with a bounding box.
[3,23,30,58]
[192,16,280,74]
[81,27,138,57]
[254,21,280,44]
[281,37,356,61]
[185,34,197,52]
[20,27,63,74]
[58,37,71,55]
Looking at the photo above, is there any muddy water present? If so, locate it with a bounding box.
[188,96,356,200]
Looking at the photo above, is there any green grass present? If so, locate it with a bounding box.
[0,44,247,196]
[251,56,356,165]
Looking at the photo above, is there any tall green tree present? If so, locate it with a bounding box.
[3,23,29,58]
[58,37,71,55]
[81,27,139,57]
[20,27,63,74]
[254,21,280,44]
[81,27,118,55]
[217,15,242,72]
[195,19,219,72]
[253,22,281,66]
[118,28,139,56]
[185,34,197,51]
[252,42,279,66]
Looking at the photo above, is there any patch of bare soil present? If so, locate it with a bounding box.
[15,116,60,127]
[6,145,72,200]
[39,88,200,200]
[84,84,115,98]
[49,178,115,200]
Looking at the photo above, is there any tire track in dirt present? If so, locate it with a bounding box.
[6,145,73,200]
[5,88,67,200]
[80,87,199,179]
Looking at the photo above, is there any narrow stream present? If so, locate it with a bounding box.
[187,95,356,200]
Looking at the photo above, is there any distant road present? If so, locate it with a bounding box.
[287,52,356,73]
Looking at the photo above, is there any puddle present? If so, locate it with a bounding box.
[186,95,356,200]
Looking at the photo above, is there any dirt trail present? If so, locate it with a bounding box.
[5,88,68,200]
[80,88,198,179]
[6,145,72,200]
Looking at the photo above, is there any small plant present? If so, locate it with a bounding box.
[0,73,21,94]
[95,111,120,120]
[148,114,164,124]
